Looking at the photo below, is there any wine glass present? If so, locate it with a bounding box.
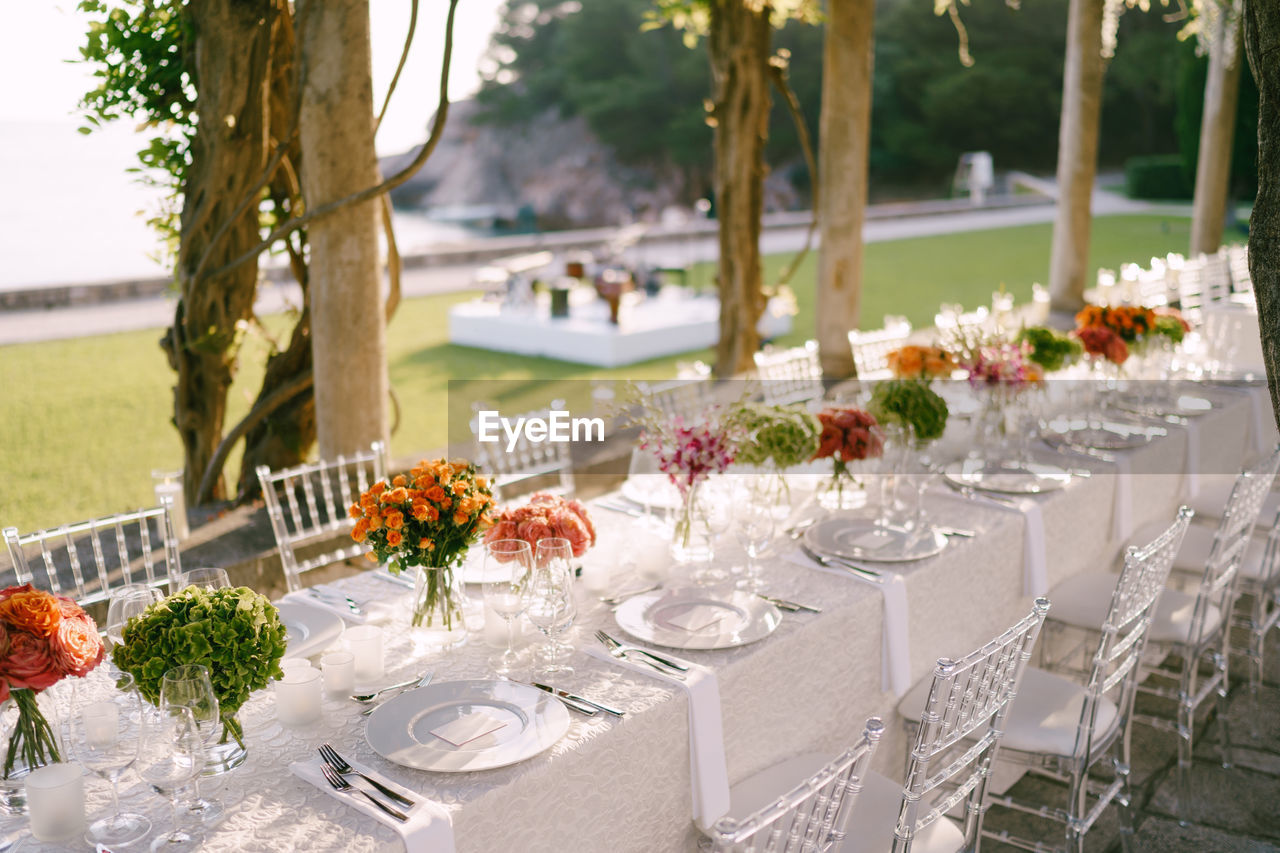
[137,705,204,852]
[174,567,230,592]
[526,538,577,676]
[159,665,224,824]
[68,673,151,846]
[484,539,533,678]
[105,585,162,650]
[734,484,776,591]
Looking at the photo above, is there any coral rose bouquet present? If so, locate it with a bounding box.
[812,407,885,509]
[351,458,494,630]
[0,584,105,779]
[485,492,596,558]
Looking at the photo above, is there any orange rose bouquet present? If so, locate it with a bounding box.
[886,345,957,380]
[1074,304,1156,344]
[0,584,105,779]
[351,458,494,629]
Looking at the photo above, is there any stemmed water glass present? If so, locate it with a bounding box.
[175,567,230,592]
[159,665,224,824]
[526,538,577,676]
[105,585,163,650]
[734,482,776,591]
[484,539,533,678]
[68,672,151,846]
[137,705,204,852]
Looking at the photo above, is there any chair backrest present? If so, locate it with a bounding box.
[894,598,1050,852]
[754,341,823,406]
[710,719,884,853]
[3,503,182,607]
[849,321,913,378]
[1250,503,1280,593]
[1136,263,1170,308]
[1200,250,1233,304]
[1187,446,1280,648]
[1073,507,1192,761]
[256,442,387,593]
[470,404,575,503]
[637,378,722,422]
[1227,244,1251,294]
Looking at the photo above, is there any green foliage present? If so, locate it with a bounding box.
[867,379,949,442]
[728,403,822,468]
[1125,154,1193,199]
[77,1,194,249]
[1153,313,1188,344]
[1016,326,1083,372]
[113,586,286,744]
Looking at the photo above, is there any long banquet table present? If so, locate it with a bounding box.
[5,383,1275,852]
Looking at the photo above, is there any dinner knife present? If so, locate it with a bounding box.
[533,683,625,717]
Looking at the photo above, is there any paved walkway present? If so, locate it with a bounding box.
[0,189,1190,347]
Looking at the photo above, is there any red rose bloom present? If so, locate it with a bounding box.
[3,632,60,691]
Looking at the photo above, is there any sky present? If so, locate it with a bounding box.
[1,0,507,155]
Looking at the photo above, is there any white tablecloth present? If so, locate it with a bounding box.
[2,385,1261,853]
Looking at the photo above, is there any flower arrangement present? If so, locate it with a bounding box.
[1075,304,1156,343]
[961,341,1044,390]
[728,402,822,469]
[484,492,597,558]
[812,407,883,509]
[886,345,957,380]
[867,380,950,443]
[1075,325,1129,365]
[0,585,105,778]
[1152,307,1192,344]
[350,458,494,628]
[112,586,285,747]
[640,418,739,496]
[1015,326,1083,373]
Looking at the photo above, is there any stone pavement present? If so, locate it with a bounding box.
[981,624,1280,852]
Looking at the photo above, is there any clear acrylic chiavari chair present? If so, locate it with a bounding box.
[255,441,387,594]
[753,341,824,406]
[1234,503,1280,734]
[2,501,182,607]
[704,718,884,853]
[848,320,913,379]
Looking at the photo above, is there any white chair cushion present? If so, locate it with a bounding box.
[1046,571,1221,645]
[1188,477,1280,524]
[834,771,964,853]
[896,668,1118,758]
[720,752,830,828]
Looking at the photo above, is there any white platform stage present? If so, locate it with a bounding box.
[448,288,795,366]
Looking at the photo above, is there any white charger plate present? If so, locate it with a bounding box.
[614,589,781,650]
[1041,414,1164,450]
[944,458,1072,494]
[366,680,570,772]
[803,516,947,563]
[276,600,345,659]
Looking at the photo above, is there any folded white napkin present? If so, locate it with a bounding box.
[1168,417,1201,500]
[788,550,912,697]
[290,756,454,852]
[582,646,729,830]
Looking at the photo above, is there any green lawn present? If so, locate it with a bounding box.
[0,213,1205,532]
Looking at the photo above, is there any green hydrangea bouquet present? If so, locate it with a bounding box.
[112,586,287,746]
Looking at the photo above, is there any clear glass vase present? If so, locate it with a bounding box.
[670,481,715,565]
[410,565,470,653]
[816,459,865,511]
[0,688,63,815]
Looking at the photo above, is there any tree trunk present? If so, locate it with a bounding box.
[1047,0,1107,313]
[164,0,274,505]
[708,1,773,378]
[1191,1,1244,256]
[237,1,317,499]
[296,0,389,457]
[1244,0,1280,429]
[816,0,875,379]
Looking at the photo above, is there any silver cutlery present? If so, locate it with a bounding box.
[536,688,598,716]
[599,584,660,606]
[320,762,409,821]
[533,683,625,717]
[785,518,818,539]
[942,479,1019,507]
[350,674,427,703]
[360,671,434,716]
[756,593,822,614]
[594,630,688,678]
[933,526,977,538]
[319,742,416,808]
[800,544,885,584]
[307,588,364,615]
[594,501,646,518]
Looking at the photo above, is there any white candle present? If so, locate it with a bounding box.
[25,763,86,842]
[82,701,118,747]
[152,471,190,541]
[279,657,314,674]
[320,651,355,696]
[344,625,384,682]
[274,667,322,726]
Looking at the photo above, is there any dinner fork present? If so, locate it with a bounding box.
[307,588,364,616]
[594,630,689,677]
[320,763,409,821]
[319,743,416,808]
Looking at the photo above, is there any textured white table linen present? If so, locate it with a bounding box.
[290,756,455,852]
[1,389,1254,853]
[582,647,730,828]
[928,487,1048,598]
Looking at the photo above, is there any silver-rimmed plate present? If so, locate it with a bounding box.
[1110,392,1214,419]
[944,458,1072,495]
[276,600,345,659]
[366,679,570,772]
[1041,414,1164,450]
[803,516,947,563]
[614,589,781,650]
